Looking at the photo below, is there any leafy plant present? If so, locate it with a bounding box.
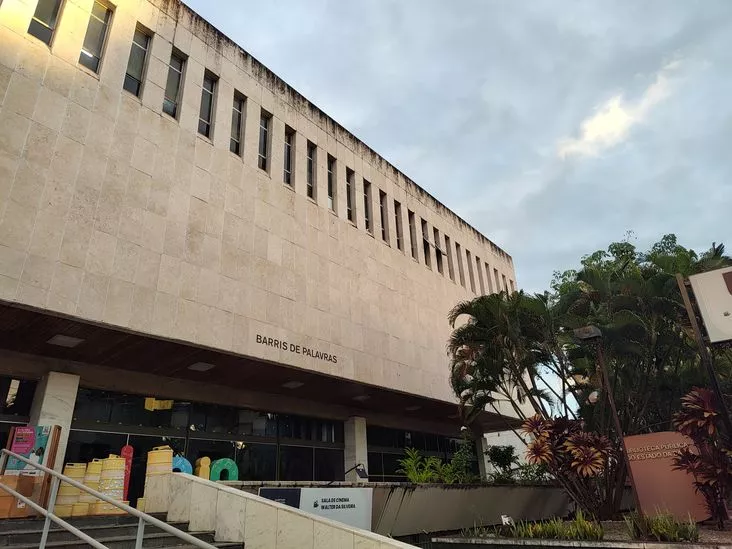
[672,387,732,529]
[624,512,699,542]
[448,234,732,519]
[485,445,519,483]
[397,444,478,484]
[508,511,603,541]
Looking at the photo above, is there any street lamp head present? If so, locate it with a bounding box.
[573,325,602,341]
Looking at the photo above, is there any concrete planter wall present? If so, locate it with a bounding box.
[225,482,571,538]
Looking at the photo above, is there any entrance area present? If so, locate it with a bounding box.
[63,387,345,505]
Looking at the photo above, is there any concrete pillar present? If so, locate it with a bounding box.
[475,434,491,482]
[344,416,368,483]
[29,372,80,472]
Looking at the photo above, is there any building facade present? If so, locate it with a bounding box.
[0,0,516,498]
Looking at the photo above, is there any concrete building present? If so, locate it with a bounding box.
[0,0,516,500]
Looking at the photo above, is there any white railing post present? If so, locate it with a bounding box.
[135,515,146,549]
[39,475,61,549]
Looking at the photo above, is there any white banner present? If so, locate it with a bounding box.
[299,488,372,530]
[689,267,732,343]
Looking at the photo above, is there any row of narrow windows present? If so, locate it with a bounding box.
[23,0,514,295]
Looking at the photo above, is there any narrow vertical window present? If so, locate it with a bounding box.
[306,141,316,199]
[502,274,508,292]
[466,250,476,293]
[363,181,372,233]
[408,211,418,260]
[456,243,466,287]
[284,126,295,185]
[509,279,515,292]
[421,219,431,268]
[476,257,485,294]
[379,191,388,242]
[433,228,444,274]
[494,268,501,294]
[327,155,335,211]
[123,26,151,97]
[485,262,494,293]
[28,0,63,45]
[198,71,217,138]
[230,92,245,156]
[393,200,403,251]
[445,235,455,281]
[163,50,185,118]
[79,1,112,73]
[345,168,355,222]
[258,110,271,171]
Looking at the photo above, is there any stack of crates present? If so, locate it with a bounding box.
[91,455,127,515]
[55,463,86,518]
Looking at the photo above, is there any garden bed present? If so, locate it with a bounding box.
[433,522,732,549]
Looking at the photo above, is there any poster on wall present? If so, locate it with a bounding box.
[4,426,55,476]
[259,487,373,531]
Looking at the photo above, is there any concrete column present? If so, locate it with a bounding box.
[474,434,491,482]
[29,372,80,472]
[344,416,368,483]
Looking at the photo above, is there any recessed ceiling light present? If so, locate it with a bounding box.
[188,362,215,372]
[282,381,304,389]
[46,335,84,348]
[405,405,421,411]
[352,395,370,402]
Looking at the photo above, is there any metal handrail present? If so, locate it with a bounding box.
[0,449,218,549]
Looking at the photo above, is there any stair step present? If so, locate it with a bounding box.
[0,513,168,533]
[1,521,176,545]
[5,531,219,549]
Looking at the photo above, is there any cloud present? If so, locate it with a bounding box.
[557,60,681,158]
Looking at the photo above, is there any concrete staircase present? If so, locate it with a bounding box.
[0,514,243,548]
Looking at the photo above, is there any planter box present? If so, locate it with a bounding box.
[225,481,570,537]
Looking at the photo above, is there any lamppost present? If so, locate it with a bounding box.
[573,325,642,514]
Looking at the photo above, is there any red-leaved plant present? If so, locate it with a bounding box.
[672,387,732,529]
[522,415,617,517]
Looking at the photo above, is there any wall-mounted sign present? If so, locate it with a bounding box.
[688,266,732,343]
[259,487,372,530]
[624,431,708,522]
[255,334,338,364]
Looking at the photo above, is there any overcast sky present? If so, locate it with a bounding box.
[185,0,732,291]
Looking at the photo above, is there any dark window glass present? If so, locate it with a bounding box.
[327,155,335,210]
[79,1,112,73]
[445,235,456,281]
[381,452,407,482]
[379,191,388,242]
[314,448,344,482]
[345,168,354,222]
[28,0,63,45]
[421,219,431,268]
[283,127,294,185]
[367,452,383,477]
[278,414,341,443]
[408,210,418,260]
[198,72,216,137]
[434,228,444,274]
[306,141,316,198]
[258,111,270,171]
[363,181,372,233]
[163,52,185,118]
[466,250,476,293]
[394,200,403,250]
[476,256,485,294]
[456,243,466,287]
[230,93,245,155]
[279,445,314,481]
[237,442,277,481]
[123,27,150,97]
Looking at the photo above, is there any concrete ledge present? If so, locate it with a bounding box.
[431,537,732,549]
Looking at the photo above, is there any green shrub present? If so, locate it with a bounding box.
[624,512,699,542]
[503,511,603,541]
